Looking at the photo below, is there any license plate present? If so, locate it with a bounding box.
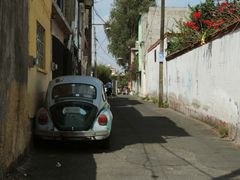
[62,107,86,115]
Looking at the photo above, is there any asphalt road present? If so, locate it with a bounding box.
[6,95,240,180]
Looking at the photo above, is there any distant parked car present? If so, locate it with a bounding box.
[34,75,113,148]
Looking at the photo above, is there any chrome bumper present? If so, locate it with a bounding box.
[35,129,110,140]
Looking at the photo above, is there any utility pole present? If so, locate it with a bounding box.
[93,26,97,77]
[92,24,107,77]
[158,0,165,107]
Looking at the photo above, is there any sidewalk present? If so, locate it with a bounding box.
[126,95,240,179]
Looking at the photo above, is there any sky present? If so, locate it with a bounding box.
[93,0,205,72]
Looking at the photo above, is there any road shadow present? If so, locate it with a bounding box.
[6,141,98,180]
[107,96,190,152]
[6,96,189,180]
[212,168,240,180]
[108,95,143,107]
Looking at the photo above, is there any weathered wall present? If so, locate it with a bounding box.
[143,8,187,99]
[137,14,147,96]
[138,7,188,97]
[146,46,159,98]
[52,20,65,43]
[167,29,240,143]
[0,0,30,172]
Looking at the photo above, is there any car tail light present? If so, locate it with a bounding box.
[38,108,48,125]
[98,114,108,126]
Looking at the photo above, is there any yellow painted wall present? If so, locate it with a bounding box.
[28,0,52,117]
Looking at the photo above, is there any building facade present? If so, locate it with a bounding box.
[51,0,72,78]
[137,7,188,98]
[28,0,52,119]
[0,0,93,173]
[79,0,93,75]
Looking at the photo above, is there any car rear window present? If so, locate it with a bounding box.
[52,83,96,99]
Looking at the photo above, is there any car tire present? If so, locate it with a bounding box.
[100,136,110,149]
[33,136,45,148]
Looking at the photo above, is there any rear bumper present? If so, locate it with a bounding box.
[35,129,110,141]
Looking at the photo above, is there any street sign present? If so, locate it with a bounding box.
[159,52,164,63]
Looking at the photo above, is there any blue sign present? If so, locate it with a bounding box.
[159,52,164,63]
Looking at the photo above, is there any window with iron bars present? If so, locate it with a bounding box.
[36,22,45,70]
[56,0,65,15]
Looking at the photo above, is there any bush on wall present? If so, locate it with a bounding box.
[167,0,240,55]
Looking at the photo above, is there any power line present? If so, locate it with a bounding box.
[93,7,106,24]
[94,0,104,4]
[99,36,107,47]
[92,2,117,67]
[92,39,116,67]
[96,38,113,60]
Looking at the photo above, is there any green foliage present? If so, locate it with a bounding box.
[96,64,112,84]
[105,0,156,67]
[142,96,169,107]
[218,125,228,138]
[216,120,229,138]
[130,56,138,81]
[117,73,129,88]
[167,0,240,55]
[159,101,169,108]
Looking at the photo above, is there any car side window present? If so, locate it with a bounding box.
[102,85,106,101]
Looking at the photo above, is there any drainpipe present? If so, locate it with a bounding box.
[93,26,97,77]
[77,0,81,75]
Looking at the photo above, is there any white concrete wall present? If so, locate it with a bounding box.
[138,14,147,97]
[139,7,188,98]
[146,47,159,98]
[146,39,167,100]
[167,29,240,142]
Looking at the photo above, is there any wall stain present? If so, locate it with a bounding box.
[0,0,29,173]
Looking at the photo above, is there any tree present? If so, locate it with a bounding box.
[105,0,156,68]
[118,72,129,88]
[96,64,112,84]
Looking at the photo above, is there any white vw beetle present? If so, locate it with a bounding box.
[34,76,113,148]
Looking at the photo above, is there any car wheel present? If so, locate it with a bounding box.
[100,136,110,149]
[33,136,45,148]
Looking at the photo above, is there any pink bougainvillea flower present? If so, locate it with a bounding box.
[185,21,195,27]
[201,20,214,28]
[218,1,231,12]
[219,6,225,12]
[213,19,224,29]
[192,25,199,30]
[228,8,234,14]
[184,21,199,30]
[217,19,224,25]
[193,11,201,19]
[221,2,229,7]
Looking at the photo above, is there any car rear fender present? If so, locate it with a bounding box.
[92,108,113,132]
[35,107,54,131]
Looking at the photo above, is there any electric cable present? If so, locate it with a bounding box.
[93,7,106,24]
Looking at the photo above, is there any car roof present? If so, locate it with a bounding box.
[46,76,105,108]
[49,75,103,87]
